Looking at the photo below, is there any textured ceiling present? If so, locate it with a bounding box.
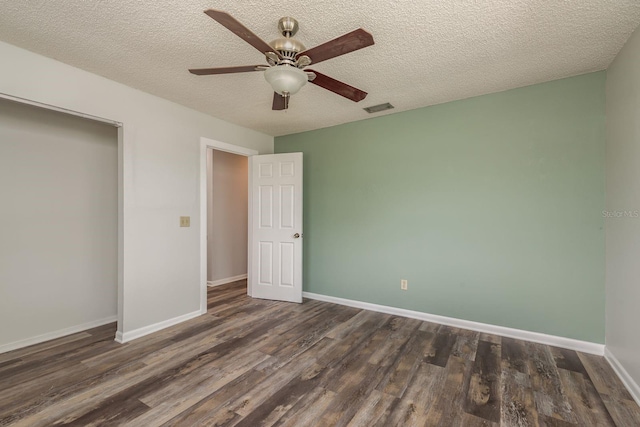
[0,1,639,137]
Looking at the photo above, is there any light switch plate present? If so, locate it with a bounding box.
[180,216,190,227]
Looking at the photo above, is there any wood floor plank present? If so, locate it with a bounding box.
[539,415,578,426]
[0,358,23,373]
[500,367,540,427]
[312,321,402,426]
[44,350,238,425]
[0,331,93,365]
[128,363,259,426]
[424,325,458,367]
[345,389,397,427]
[323,309,372,340]
[451,327,480,361]
[462,412,500,426]
[479,332,502,345]
[262,306,360,370]
[159,369,267,426]
[0,331,120,389]
[418,320,440,333]
[368,316,421,367]
[228,359,323,418]
[526,342,578,424]
[550,346,587,376]
[0,334,129,421]
[274,387,337,427]
[501,337,529,374]
[424,355,473,426]
[601,394,640,427]
[138,363,224,408]
[1,280,638,427]
[258,304,347,356]
[376,329,433,398]
[401,360,447,417]
[316,312,391,370]
[254,336,334,374]
[231,363,325,427]
[314,363,388,427]
[57,396,150,426]
[578,352,635,401]
[319,320,394,395]
[465,340,502,423]
[557,368,616,426]
[79,314,230,370]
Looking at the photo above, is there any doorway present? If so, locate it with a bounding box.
[206,148,248,286]
[199,138,258,312]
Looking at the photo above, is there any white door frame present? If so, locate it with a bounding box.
[199,137,259,313]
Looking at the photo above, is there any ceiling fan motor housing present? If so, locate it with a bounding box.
[270,17,305,62]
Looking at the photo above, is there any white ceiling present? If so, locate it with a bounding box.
[0,1,639,137]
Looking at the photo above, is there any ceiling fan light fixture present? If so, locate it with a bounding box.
[264,65,308,96]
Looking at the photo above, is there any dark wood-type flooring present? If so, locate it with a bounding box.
[1,280,639,426]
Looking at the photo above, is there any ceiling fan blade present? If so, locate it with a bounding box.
[272,93,289,110]
[189,65,265,75]
[298,29,374,65]
[204,10,276,56]
[306,70,367,102]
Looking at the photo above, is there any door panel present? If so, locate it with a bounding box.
[258,242,273,285]
[249,153,302,302]
[280,242,295,287]
[259,185,273,228]
[280,185,294,228]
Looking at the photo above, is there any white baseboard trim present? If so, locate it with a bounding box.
[114,309,204,344]
[207,274,247,287]
[0,315,117,354]
[604,347,640,406]
[303,292,605,356]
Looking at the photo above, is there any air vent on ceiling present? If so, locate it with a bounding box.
[363,102,394,114]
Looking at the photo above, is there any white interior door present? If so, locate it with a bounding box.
[249,153,303,303]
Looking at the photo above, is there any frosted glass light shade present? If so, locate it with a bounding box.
[264,65,307,96]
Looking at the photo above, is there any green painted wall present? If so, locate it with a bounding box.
[276,72,606,343]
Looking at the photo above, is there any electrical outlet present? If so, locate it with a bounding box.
[180,216,190,227]
[401,279,408,290]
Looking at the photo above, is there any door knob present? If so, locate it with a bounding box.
[294,233,301,238]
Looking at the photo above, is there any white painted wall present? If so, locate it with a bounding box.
[207,149,248,282]
[0,99,117,348]
[0,41,273,339]
[605,25,640,396]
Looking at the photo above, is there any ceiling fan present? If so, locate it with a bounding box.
[189,10,374,110]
